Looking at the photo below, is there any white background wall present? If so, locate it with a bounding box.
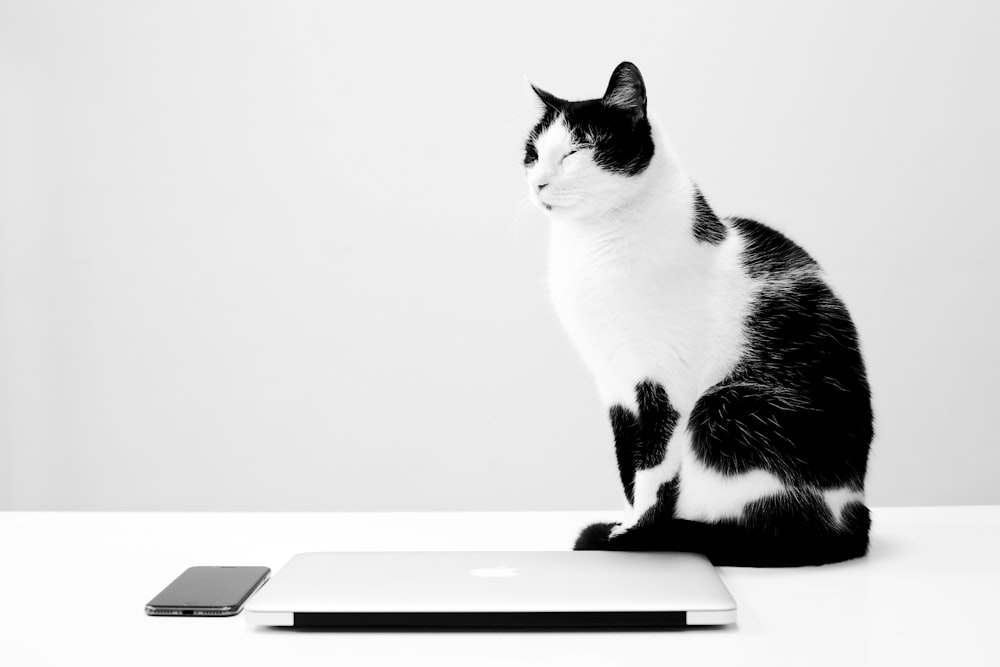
[1,0,998,510]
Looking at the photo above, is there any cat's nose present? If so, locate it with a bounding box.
[537,182,549,192]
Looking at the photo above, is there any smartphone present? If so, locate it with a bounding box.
[145,566,271,617]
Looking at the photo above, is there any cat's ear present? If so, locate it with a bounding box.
[524,76,562,112]
[602,61,647,123]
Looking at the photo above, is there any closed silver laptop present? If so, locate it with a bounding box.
[245,551,736,629]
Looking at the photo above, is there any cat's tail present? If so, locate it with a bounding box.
[573,503,871,567]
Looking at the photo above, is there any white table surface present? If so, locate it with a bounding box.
[0,507,996,666]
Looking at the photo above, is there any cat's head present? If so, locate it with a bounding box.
[524,62,655,219]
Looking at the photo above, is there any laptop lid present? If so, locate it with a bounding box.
[245,551,736,629]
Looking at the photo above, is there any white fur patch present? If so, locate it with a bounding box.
[673,441,788,522]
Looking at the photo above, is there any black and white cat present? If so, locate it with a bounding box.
[524,62,873,566]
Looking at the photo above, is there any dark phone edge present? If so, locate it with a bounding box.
[145,569,271,617]
[145,606,239,617]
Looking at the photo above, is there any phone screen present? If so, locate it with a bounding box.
[146,566,270,616]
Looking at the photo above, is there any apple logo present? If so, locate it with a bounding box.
[469,566,518,578]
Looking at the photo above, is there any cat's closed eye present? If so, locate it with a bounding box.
[524,145,538,166]
[560,149,579,163]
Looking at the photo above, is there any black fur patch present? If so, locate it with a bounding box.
[563,100,654,176]
[740,490,835,536]
[692,188,727,244]
[838,501,872,540]
[574,522,618,550]
[609,381,679,505]
[609,407,638,506]
[687,220,873,490]
[730,217,815,278]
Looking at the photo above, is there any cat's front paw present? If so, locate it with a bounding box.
[573,521,620,550]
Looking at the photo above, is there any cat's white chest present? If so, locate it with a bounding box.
[547,215,766,524]
[547,220,728,414]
